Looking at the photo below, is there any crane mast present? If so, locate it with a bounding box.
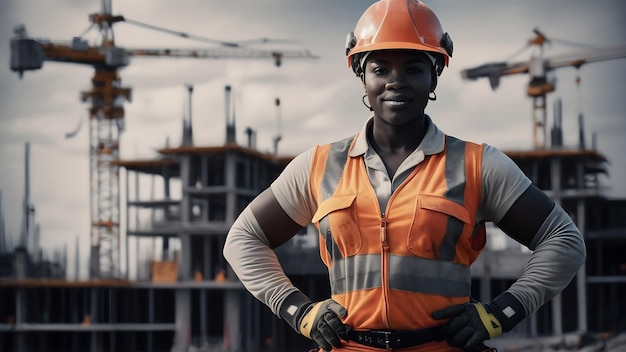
[461,29,626,150]
[9,2,317,279]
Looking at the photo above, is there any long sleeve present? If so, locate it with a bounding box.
[223,205,300,315]
[224,148,317,316]
[480,144,587,316]
[507,204,587,315]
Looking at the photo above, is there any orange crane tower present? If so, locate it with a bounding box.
[461,29,626,150]
[9,0,318,279]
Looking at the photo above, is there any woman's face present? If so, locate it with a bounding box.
[363,49,434,126]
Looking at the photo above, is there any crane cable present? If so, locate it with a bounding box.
[550,37,610,49]
[504,43,531,62]
[122,18,294,48]
[504,30,608,63]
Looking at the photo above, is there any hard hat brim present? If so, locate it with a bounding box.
[347,41,450,68]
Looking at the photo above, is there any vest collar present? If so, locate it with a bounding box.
[349,114,445,157]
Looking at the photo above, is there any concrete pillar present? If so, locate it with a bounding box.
[124,168,130,279]
[224,291,241,351]
[549,157,563,335]
[204,237,212,280]
[171,234,192,352]
[172,289,192,352]
[225,152,237,224]
[148,288,154,352]
[224,151,241,350]
[530,312,538,337]
[13,247,27,279]
[200,289,208,347]
[551,294,563,335]
[15,287,25,352]
[89,245,100,279]
[576,166,588,332]
[479,248,491,304]
[172,151,193,352]
[224,152,238,283]
[13,248,28,350]
[90,288,99,352]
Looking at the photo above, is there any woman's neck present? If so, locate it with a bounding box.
[369,115,427,153]
[367,115,427,177]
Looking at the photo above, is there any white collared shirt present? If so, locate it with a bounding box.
[350,116,443,212]
[271,115,530,227]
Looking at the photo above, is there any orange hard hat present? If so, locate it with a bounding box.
[346,0,453,76]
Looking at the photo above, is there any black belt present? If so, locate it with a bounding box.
[345,326,444,350]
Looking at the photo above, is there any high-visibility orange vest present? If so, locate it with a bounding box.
[310,134,486,351]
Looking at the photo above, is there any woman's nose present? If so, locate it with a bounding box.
[385,70,407,89]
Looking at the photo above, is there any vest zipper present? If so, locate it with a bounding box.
[380,214,391,329]
[378,172,417,329]
[367,162,420,329]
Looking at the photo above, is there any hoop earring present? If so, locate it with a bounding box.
[428,91,437,101]
[362,92,373,111]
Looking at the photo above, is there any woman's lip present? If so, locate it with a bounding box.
[383,100,410,108]
[383,96,411,103]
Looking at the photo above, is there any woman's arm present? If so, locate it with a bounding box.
[223,148,315,314]
[223,189,303,315]
[497,186,586,315]
[481,144,587,315]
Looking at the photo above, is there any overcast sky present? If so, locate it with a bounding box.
[1,1,625,278]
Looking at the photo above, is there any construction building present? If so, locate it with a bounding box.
[1,85,625,351]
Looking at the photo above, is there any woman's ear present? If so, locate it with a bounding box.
[360,72,366,86]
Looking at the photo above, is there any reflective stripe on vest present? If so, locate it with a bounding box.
[319,136,353,261]
[330,254,470,296]
[439,136,466,261]
[316,135,474,298]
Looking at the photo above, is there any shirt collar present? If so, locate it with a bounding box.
[349,114,445,157]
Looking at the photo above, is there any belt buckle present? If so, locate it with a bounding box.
[384,330,391,350]
[373,330,394,350]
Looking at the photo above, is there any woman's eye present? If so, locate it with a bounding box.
[373,67,387,75]
[407,66,423,74]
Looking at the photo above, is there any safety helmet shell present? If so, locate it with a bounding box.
[346,0,453,76]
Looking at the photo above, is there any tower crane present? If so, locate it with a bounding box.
[9,0,318,279]
[461,28,626,150]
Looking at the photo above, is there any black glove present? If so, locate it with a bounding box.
[279,292,348,351]
[432,292,525,351]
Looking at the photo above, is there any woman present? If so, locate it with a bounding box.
[224,0,586,351]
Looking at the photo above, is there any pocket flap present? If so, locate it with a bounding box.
[418,193,470,224]
[312,194,356,223]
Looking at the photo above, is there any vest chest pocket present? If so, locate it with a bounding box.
[408,193,471,259]
[312,193,362,257]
